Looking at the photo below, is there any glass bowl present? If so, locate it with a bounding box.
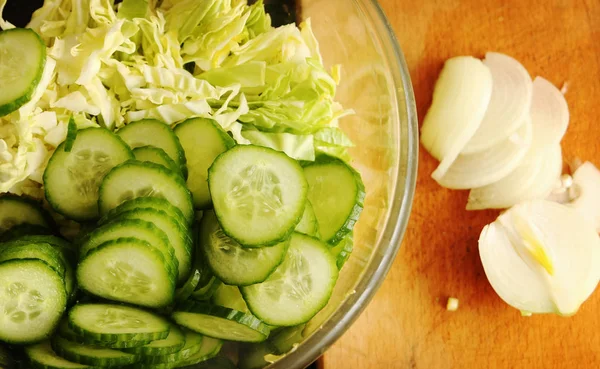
[266,0,418,368]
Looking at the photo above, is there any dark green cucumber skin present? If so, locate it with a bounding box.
[99,197,188,231]
[50,336,139,367]
[0,193,54,233]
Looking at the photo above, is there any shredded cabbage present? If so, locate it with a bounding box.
[0,0,352,199]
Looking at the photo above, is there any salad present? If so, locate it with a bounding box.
[0,1,365,368]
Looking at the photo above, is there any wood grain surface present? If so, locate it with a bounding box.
[324,0,600,368]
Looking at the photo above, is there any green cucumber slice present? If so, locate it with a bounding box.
[98,160,194,224]
[294,200,319,237]
[25,341,94,369]
[68,304,170,342]
[77,238,176,308]
[208,145,307,247]
[175,269,201,303]
[241,233,339,326]
[43,128,134,221]
[0,194,51,233]
[174,118,235,209]
[172,302,270,343]
[123,324,185,356]
[57,319,150,349]
[139,329,204,364]
[0,28,46,117]
[14,235,77,256]
[191,276,222,301]
[0,259,67,344]
[64,116,77,153]
[212,284,249,313]
[116,119,187,177]
[0,242,66,279]
[174,336,223,368]
[100,197,188,231]
[133,146,182,175]
[303,155,365,245]
[330,232,354,270]
[51,336,138,367]
[199,210,289,286]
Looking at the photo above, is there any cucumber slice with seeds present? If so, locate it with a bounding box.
[241,233,339,326]
[172,302,270,343]
[133,146,182,175]
[174,336,223,368]
[116,119,187,177]
[25,341,94,369]
[0,194,51,233]
[100,197,188,230]
[68,304,170,342]
[44,128,134,221]
[57,319,151,349]
[174,118,235,209]
[98,160,194,224]
[208,145,307,247]
[294,200,319,237]
[0,259,67,344]
[77,238,176,308]
[51,336,138,367]
[303,155,365,245]
[123,324,185,356]
[139,329,204,364]
[200,210,288,286]
[0,28,46,117]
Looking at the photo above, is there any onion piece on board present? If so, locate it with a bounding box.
[529,76,570,149]
[567,162,600,232]
[462,52,533,154]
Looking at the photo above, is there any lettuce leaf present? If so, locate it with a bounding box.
[241,130,314,161]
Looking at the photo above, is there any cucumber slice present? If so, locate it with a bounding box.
[77,238,176,308]
[44,128,134,221]
[15,235,77,255]
[0,194,51,233]
[175,269,201,303]
[294,200,319,237]
[0,28,46,117]
[330,232,354,270]
[133,146,182,175]
[172,302,270,343]
[105,208,192,284]
[51,336,138,367]
[98,160,194,224]
[0,259,67,344]
[191,276,222,301]
[64,116,78,153]
[303,155,365,245]
[116,119,187,177]
[0,224,52,242]
[100,197,188,230]
[25,341,93,369]
[208,145,307,247]
[212,284,249,313]
[139,329,204,364]
[0,242,66,279]
[199,210,289,286]
[57,319,151,349]
[174,336,223,368]
[68,304,170,342]
[241,233,339,326]
[78,218,178,279]
[174,118,235,209]
[123,325,185,356]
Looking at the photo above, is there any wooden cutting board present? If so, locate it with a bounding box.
[324,0,600,368]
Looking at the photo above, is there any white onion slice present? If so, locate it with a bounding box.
[567,162,600,232]
[479,200,600,316]
[432,116,532,189]
[421,56,492,163]
[529,76,570,149]
[461,52,533,154]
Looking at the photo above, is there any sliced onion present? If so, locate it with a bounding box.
[432,116,532,189]
[529,76,569,149]
[461,52,533,154]
[421,56,492,163]
[479,200,600,316]
[567,162,600,232]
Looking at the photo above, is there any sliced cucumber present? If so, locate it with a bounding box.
[303,155,365,244]
[78,218,178,279]
[105,208,192,284]
[0,194,51,233]
[174,336,223,368]
[123,324,185,356]
[100,197,188,231]
[133,146,182,175]
[51,336,138,367]
[199,210,289,286]
[0,241,66,277]
[172,302,270,343]
[0,224,53,241]
[57,319,151,349]
[68,304,170,342]
[14,235,77,256]
[0,259,67,344]
[191,275,222,301]
[98,160,194,224]
[77,238,176,308]
[25,341,92,369]
[294,200,319,237]
[212,284,249,313]
[0,28,46,117]
[116,119,187,177]
[64,116,78,153]
[44,128,134,221]
[241,233,339,326]
[174,118,235,209]
[208,145,307,246]
[330,232,354,270]
[175,269,201,303]
[139,329,204,364]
